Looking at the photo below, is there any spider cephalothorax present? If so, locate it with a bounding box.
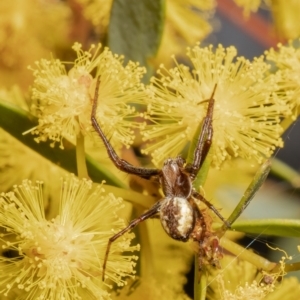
[91,79,229,280]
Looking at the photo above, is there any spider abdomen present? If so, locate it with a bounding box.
[159,197,195,242]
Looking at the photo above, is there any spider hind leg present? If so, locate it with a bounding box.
[193,191,231,229]
[102,202,161,281]
[190,200,223,271]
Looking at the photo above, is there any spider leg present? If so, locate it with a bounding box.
[186,85,217,180]
[91,77,160,179]
[192,190,230,228]
[189,199,222,271]
[102,202,161,281]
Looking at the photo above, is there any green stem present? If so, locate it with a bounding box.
[194,254,207,300]
[224,160,271,229]
[220,237,276,271]
[76,132,88,179]
[193,157,212,190]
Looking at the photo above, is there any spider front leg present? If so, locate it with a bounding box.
[91,77,160,179]
[186,84,217,181]
[102,202,161,281]
[193,191,231,228]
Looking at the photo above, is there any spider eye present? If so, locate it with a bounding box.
[176,156,185,166]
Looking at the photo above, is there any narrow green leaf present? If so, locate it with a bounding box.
[225,160,271,228]
[0,100,127,188]
[108,0,165,70]
[232,219,300,237]
[192,156,211,191]
[271,157,300,188]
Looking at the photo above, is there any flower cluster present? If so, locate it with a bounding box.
[28,42,146,149]
[0,176,138,299]
[266,41,300,119]
[206,253,300,300]
[143,44,290,168]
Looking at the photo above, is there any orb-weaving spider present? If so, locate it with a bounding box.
[91,78,230,281]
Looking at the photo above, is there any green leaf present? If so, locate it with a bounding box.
[271,157,300,188]
[225,160,271,228]
[0,99,127,188]
[108,0,165,71]
[232,219,300,237]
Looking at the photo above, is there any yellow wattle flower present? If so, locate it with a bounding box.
[28,42,146,149]
[266,42,300,119]
[207,254,300,300]
[143,44,289,168]
[0,176,139,299]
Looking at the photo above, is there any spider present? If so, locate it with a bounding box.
[91,78,230,281]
